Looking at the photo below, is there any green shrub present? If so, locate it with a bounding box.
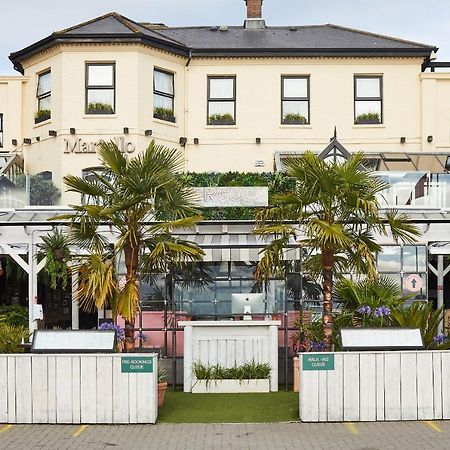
[193,361,270,381]
[34,109,51,119]
[355,112,380,122]
[0,324,29,353]
[0,305,28,328]
[87,102,114,114]
[208,113,234,123]
[283,113,307,123]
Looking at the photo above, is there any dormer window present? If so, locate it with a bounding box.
[35,70,51,124]
[86,63,115,114]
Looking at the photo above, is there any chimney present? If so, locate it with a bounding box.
[244,0,265,29]
[245,0,262,19]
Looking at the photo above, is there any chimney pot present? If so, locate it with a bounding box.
[245,0,263,19]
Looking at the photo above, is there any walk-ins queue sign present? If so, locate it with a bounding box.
[121,356,154,373]
[302,354,335,371]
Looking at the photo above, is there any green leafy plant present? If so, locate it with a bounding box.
[87,102,114,114]
[208,113,234,123]
[158,365,168,383]
[390,302,450,349]
[193,361,270,383]
[153,107,175,121]
[34,109,51,120]
[38,229,71,290]
[0,305,28,328]
[355,112,380,122]
[0,323,29,353]
[283,113,307,124]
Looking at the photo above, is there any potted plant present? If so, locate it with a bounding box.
[282,113,307,125]
[191,361,271,393]
[38,229,71,290]
[208,113,234,125]
[86,102,114,114]
[34,109,51,124]
[355,112,380,124]
[158,364,168,408]
[153,107,176,123]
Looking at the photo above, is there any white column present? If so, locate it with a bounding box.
[71,269,79,329]
[268,324,278,391]
[28,241,38,335]
[183,324,193,392]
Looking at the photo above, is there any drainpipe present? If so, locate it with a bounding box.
[184,50,192,170]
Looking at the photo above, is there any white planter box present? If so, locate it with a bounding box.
[192,379,270,393]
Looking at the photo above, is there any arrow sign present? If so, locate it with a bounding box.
[404,274,423,293]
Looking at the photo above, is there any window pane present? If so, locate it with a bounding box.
[87,89,114,108]
[208,101,235,117]
[282,100,308,120]
[209,78,234,99]
[38,96,51,111]
[154,70,173,95]
[88,65,113,86]
[153,94,173,110]
[377,246,401,272]
[356,77,380,98]
[37,72,51,96]
[355,100,381,118]
[283,78,307,98]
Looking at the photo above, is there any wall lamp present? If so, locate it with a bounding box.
[145,129,152,136]
[194,138,199,145]
[427,135,433,143]
[11,139,17,146]
[179,137,188,147]
[256,137,261,144]
[49,130,57,137]
[400,137,406,144]
[23,138,31,144]
[70,128,76,135]
[123,127,129,134]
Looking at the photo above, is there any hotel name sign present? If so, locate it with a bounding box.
[63,136,135,154]
[193,187,268,207]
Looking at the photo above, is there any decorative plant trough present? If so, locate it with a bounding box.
[192,379,270,393]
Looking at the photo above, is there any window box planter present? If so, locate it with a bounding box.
[355,118,380,125]
[153,112,176,123]
[86,103,114,115]
[192,379,270,393]
[208,118,235,126]
[282,118,307,125]
[34,111,51,124]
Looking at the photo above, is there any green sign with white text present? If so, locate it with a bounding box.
[121,356,153,373]
[302,354,335,371]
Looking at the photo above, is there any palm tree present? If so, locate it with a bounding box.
[255,151,420,351]
[54,140,204,344]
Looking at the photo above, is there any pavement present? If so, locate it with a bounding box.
[1,421,450,449]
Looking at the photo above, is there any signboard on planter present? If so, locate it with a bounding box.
[193,187,268,207]
[121,356,154,373]
[302,354,335,371]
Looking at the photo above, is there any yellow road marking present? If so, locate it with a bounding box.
[424,421,442,433]
[72,424,88,437]
[344,422,358,435]
[0,425,12,434]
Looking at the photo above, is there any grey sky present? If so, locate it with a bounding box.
[1,0,449,74]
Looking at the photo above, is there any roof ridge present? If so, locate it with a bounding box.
[326,23,437,50]
[55,12,121,35]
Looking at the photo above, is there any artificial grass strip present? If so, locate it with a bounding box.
[158,391,299,423]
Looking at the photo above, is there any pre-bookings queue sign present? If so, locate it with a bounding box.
[302,354,335,371]
[121,356,154,373]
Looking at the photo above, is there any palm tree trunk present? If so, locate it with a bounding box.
[124,241,139,351]
[322,248,334,351]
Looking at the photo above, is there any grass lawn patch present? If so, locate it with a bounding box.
[158,390,299,423]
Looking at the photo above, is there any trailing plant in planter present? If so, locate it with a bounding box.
[282,113,307,125]
[34,109,51,123]
[193,361,270,383]
[355,111,380,124]
[208,113,234,125]
[87,102,114,114]
[38,229,71,290]
[158,364,168,408]
[153,107,175,122]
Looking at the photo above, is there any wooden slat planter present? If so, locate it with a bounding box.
[299,351,450,422]
[192,379,270,393]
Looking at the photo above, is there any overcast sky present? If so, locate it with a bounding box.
[1,0,450,74]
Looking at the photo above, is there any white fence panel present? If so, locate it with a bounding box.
[0,354,158,424]
[300,351,450,422]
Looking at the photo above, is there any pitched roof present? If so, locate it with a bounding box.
[9,12,437,73]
